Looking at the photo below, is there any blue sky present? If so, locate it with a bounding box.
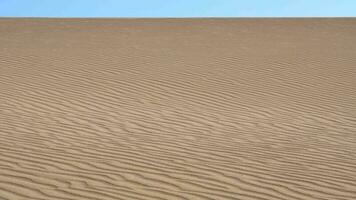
[0,0,355,17]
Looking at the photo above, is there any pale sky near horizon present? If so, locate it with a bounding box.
[0,0,355,17]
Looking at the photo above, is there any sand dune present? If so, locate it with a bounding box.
[0,18,356,199]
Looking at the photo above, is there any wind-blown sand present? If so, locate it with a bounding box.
[0,18,356,200]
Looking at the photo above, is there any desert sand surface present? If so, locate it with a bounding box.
[0,18,356,200]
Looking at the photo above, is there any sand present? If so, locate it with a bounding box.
[0,18,356,199]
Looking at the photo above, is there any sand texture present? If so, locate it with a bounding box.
[0,18,356,199]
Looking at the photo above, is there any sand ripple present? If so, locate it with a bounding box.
[0,18,356,199]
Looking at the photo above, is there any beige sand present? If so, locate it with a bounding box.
[0,18,356,200]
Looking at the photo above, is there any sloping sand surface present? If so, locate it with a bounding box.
[1,18,356,199]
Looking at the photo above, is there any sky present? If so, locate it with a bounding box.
[0,0,355,18]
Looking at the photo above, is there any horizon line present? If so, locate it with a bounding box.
[1,17,355,19]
